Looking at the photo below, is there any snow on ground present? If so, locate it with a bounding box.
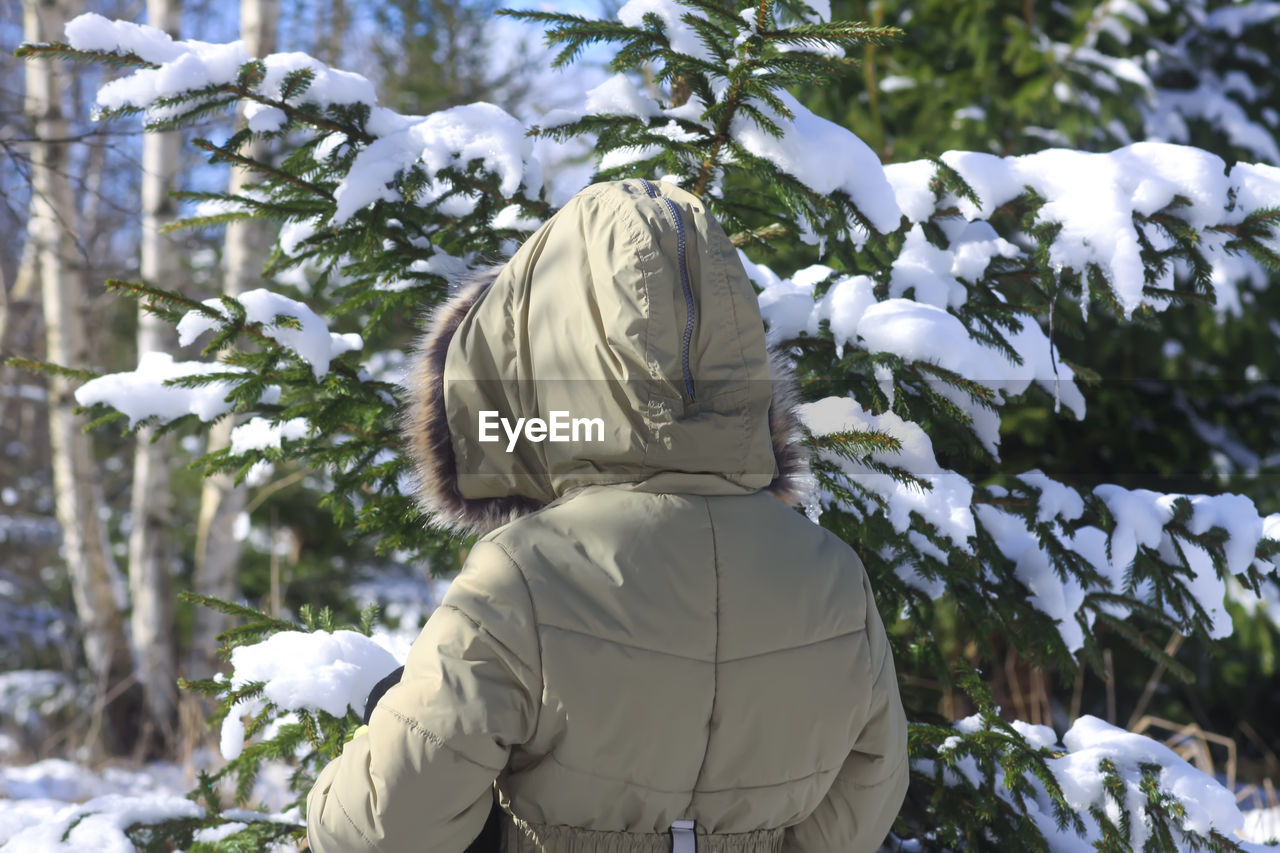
[0,759,192,850]
[1246,805,1280,845]
[0,759,185,804]
[0,752,298,851]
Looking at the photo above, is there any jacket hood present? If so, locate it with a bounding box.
[402,179,811,536]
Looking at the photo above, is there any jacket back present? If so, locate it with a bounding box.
[476,483,907,851]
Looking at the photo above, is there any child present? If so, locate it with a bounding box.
[306,179,908,853]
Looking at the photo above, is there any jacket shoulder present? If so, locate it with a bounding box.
[438,540,541,675]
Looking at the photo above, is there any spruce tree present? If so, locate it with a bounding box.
[14,1,1280,850]
[805,0,1280,776]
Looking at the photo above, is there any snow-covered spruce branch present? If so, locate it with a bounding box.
[16,2,1280,850]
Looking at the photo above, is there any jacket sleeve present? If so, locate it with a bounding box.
[307,541,541,853]
[782,571,910,853]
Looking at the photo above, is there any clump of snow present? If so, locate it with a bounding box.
[0,792,202,852]
[229,417,311,455]
[730,89,902,235]
[883,160,940,224]
[755,256,1085,455]
[492,205,544,232]
[583,73,660,120]
[1056,716,1243,847]
[334,102,541,224]
[599,143,664,171]
[278,217,321,256]
[1151,84,1280,166]
[1205,2,1280,36]
[1093,484,1270,639]
[259,52,376,106]
[882,220,1021,309]
[220,630,399,760]
[1018,470,1085,525]
[936,714,1257,852]
[888,225,969,308]
[65,14,250,115]
[1229,161,1280,228]
[244,101,286,132]
[192,822,250,843]
[941,219,1022,281]
[244,459,275,487]
[74,352,256,426]
[1183,492,1265,575]
[879,74,916,93]
[796,395,976,551]
[617,0,714,62]
[953,105,987,123]
[751,253,1086,453]
[662,93,709,126]
[1094,484,1171,571]
[976,504,1089,650]
[177,288,362,380]
[936,142,1274,316]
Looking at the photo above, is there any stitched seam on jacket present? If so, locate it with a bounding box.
[696,763,843,794]
[330,788,387,853]
[533,730,844,795]
[381,706,506,772]
[716,627,867,664]
[436,601,538,678]
[483,539,546,744]
[871,619,892,684]
[864,575,891,731]
[539,750,692,794]
[539,622,714,663]
[689,495,720,804]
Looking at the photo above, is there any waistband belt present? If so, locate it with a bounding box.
[502,814,786,853]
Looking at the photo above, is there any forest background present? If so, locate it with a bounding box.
[3,0,1280,849]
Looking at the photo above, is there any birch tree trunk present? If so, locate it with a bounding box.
[190,0,278,679]
[128,0,182,754]
[24,0,139,755]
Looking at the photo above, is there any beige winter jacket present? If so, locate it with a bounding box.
[306,179,909,853]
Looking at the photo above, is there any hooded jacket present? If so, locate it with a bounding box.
[306,179,909,853]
